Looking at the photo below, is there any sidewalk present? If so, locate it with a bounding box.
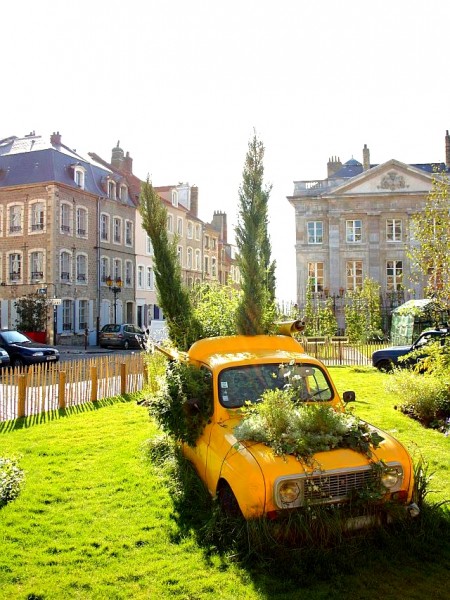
[55,344,113,356]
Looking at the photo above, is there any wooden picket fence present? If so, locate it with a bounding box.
[0,353,146,422]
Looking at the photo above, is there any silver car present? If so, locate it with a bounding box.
[99,324,145,350]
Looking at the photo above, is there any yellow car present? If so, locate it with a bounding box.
[170,323,417,522]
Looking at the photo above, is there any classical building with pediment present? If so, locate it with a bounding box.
[287,133,450,319]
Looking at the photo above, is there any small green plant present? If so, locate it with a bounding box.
[14,292,48,332]
[147,360,213,446]
[234,389,383,463]
[0,456,25,507]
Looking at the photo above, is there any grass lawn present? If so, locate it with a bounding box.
[0,369,449,600]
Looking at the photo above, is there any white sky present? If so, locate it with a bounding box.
[3,0,450,302]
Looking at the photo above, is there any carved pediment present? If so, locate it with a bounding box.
[377,171,409,191]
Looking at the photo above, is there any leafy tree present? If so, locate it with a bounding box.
[235,133,276,334]
[318,298,338,338]
[14,292,48,331]
[407,170,450,308]
[139,179,203,351]
[344,278,382,342]
[191,283,241,337]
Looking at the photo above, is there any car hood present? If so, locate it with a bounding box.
[10,342,59,353]
[373,345,411,357]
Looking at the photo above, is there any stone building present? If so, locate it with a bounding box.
[287,133,450,324]
[0,132,136,344]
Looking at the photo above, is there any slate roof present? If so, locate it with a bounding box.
[0,135,135,207]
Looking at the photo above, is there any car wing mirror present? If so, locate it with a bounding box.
[343,390,356,404]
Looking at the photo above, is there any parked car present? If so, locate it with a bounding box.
[0,348,11,369]
[0,329,59,368]
[99,324,145,349]
[372,327,449,371]
[158,321,418,524]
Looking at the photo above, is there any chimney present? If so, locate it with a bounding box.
[445,131,450,169]
[122,151,133,175]
[50,131,61,146]
[211,211,228,243]
[111,141,124,170]
[190,186,199,217]
[327,156,342,178]
[363,144,370,171]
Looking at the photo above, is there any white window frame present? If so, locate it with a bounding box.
[346,219,362,243]
[146,266,154,290]
[8,203,23,235]
[60,250,72,283]
[74,166,86,189]
[195,249,201,271]
[187,221,193,239]
[167,214,173,233]
[100,213,110,242]
[76,206,88,238]
[172,190,178,207]
[187,247,193,269]
[8,251,22,282]
[386,219,402,242]
[307,262,324,293]
[108,180,116,200]
[76,253,88,284]
[177,245,183,266]
[125,220,133,246]
[113,217,122,245]
[29,200,45,233]
[62,299,73,331]
[60,202,72,235]
[177,217,183,236]
[125,260,133,287]
[100,256,109,285]
[346,260,363,290]
[78,299,88,331]
[146,235,153,255]
[195,224,201,241]
[137,265,144,289]
[386,260,403,291]
[29,250,45,282]
[307,221,323,244]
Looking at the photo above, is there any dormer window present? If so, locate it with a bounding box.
[119,184,128,201]
[172,190,178,207]
[72,164,86,189]
[108,180,116,200]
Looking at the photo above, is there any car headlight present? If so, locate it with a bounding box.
[381,465,403,491]
[31,351,44,357]
[278,480,302,505]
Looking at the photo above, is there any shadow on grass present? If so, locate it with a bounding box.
[0,393,140,433]
[143,434,450,600]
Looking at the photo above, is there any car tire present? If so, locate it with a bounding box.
[124,340,130,350]
[376,359,393,372]
[217,481,242,518]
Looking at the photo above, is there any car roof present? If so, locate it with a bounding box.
[187,334,312,369]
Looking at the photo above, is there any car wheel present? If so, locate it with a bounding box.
[217,481,242,518]
[376,359,393,372]
[13,358,25,368]
[124,340,130,350]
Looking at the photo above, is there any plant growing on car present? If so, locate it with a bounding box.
[234,389,384,463]
[147,360,213,446]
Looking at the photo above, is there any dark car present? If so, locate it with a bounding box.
[99,324,145,349]
[0,329,60,368]
[372,328,449,371]
[0,348,11,369]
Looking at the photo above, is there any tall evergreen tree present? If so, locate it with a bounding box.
[139,179,203,350]
[235,133,276,334]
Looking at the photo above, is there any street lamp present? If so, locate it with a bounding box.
[106,276,122,324]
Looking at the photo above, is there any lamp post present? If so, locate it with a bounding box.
[106,276,122,324]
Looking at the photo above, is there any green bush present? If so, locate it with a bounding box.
[0,457,25,507]
[147,360,213,446]
[385,369,450,428]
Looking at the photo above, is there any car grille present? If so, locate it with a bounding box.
[303,467,376,504]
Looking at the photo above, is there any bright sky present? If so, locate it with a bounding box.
[4,0,450,303]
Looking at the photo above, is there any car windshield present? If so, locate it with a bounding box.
[102,325,121,333]
[0,331,30,344]
[218,362,333,408]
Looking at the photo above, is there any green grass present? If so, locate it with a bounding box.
[0,370,449,600]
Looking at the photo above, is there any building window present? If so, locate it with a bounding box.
[8,204,22,234]
[211,238,216,250]
[60,251,71,282]
[60,203,71,234]
[211,257,217,277]
[9,252,22,281]
[195,249,201,270]
[100,213,109,242]
[76,207,88,237]
[386,219,402,242]
[146,235,153,255]
[137,265,144,289]
[195,224,201,240]
[113,258,122,281]
[177,246,183,266]
[387,260,403,291]
[125,260,133,286]
[308,262,324,292]
[30,251,44,281]
[100,257,109,284]
[172,190,178,206]
[187,221,193,239]
[62,299,72,331]
[78,299,88,330]
[346,260,363,290]
[30,202,45,232]
[76,254,87,283]
[307,221,323,244]
[177,217,183,236]
[346,219,362,243]
[146,267,154,290]
[187,247,193,269]
[108,180,116,200]
[113,217,122,244]
[119,184,128,201]
[74,167,85,189]
[204,256,209,274]
[125,220,133,246]
[204,235,210,249]
[167,214,173,233]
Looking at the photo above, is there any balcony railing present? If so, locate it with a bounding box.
[9,272,21,281]
[61,225,70,233]
[77,228,86,236]
[31,271,44,280]
[77,273,86,282]
[60,272,70,281]
[62,322,72,331]
[31,223,44,232]
[9,225,22,233]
